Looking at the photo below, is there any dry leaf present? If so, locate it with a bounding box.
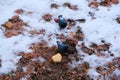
[29,29,37,35]
[51,3,60,9]
[38,29,45,34]
[111,0,119,4]
[81,43,95,55]
[67,25,73,29]
[75,19,86,23]
[100,0,111,6]
[70,5,78,10]
[89,2,99,9]
[4,30,22,38]
[70,32,75,36]
[5,22,13,29]
[63,3,78,10]
[2,15,27,38]
[15,9,24,14]
[42,14,52,22]
[27,11,33,14]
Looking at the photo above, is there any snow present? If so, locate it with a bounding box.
[112,69,120,76]
[0,0,120,79]
[88,69,101,80]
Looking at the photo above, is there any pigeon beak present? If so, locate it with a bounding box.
[54,18,58,23]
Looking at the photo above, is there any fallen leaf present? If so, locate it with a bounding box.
[111,0,119,4]
[15,9,24,14]
[51,3,60,9]
[29,29,38,35]
[42,14,52,22]
[5,22,13,29]
[27,11,33,14]
[89,1,99,9]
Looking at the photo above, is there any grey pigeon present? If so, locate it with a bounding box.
[57,41,69,55]
[58,15,67,29]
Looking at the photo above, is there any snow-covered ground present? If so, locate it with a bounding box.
[0,0,120,79]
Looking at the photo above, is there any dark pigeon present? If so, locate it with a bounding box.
[57,41,69,55]
[58,15,67,29]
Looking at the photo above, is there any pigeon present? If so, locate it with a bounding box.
[57,15,68,29]
[58,15,67,29]
[56,41,69,55]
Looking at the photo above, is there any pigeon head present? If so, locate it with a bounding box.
[56,41,69,55]
[58,15,63,18]
[56,41,60,45]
